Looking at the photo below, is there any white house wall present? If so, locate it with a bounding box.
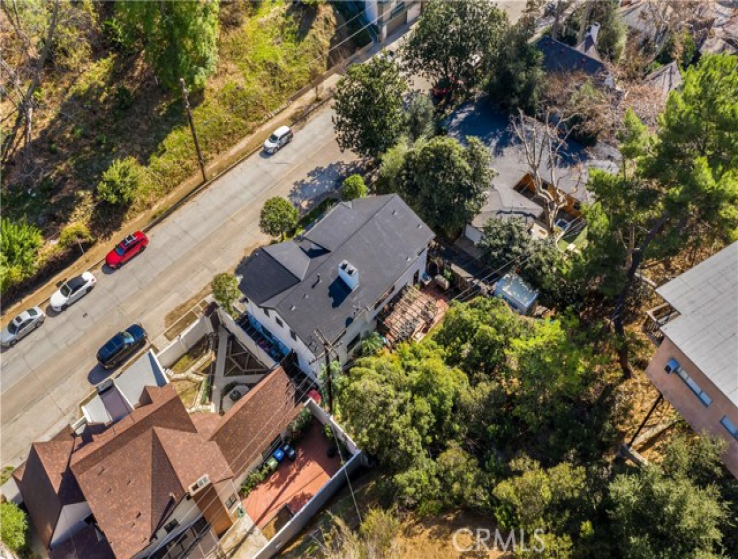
[244,302,317,375]
[464,224,483,245]
[249,248,428,375]
[49,501,92,548]
[137,495,204,558]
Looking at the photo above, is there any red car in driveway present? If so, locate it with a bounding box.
[105,231,148,269]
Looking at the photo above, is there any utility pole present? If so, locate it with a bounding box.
[314,329,341,414]
[179,78,207,183]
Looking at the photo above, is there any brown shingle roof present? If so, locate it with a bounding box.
[13,438,84,547]
[210,367,303,477]
[48,523,114,559]
[69,385,232,559]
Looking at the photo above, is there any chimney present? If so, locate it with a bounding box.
[338,260,359,291]
[587,22,600,44]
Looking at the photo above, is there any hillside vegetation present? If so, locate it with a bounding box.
[0,0,364,298]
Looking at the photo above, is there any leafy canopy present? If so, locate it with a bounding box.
[0,217,43,294]
[96,156,143,206]
[332,56,407,159]
[486,15,543,113]
[340,174,367,201]
[116,0,219,91]
[0,501,28,552]
[259,197,298,240]
[397,136,494,236]
[402,0,507,95]
[211,272,241,316]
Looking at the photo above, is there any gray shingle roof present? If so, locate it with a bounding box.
[657,242,738,405]
[536,36,608,77]
[239,195,434,353]
[644,61,682,96]
[445,97,619,228]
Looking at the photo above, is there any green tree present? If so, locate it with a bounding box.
[402,0,507,97]
[96,156,143,205]
[340,174,368,201]
[332,56,407,159]
[486,16,543,113]
[589,55,738,375]
[399,136,494,236]
[608,465,727,558]
[507,317,596,433]
[116,0,219,91]
[0,217,43,293]
[478,218,566,305]
[0,501,28,552]
[211,272,241,316]
[436,443,491,511]
[434,297,523,378]
[493,456,589,540]
[259,197,298,240]
[478,217,531,272]
[337,343,467,473]
[405,92,435,141]
[377,137,411,194]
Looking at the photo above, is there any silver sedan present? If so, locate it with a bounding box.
[1,307,46,347]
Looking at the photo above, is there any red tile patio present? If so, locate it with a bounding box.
[242,422,342,529]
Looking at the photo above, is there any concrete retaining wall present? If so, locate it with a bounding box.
[157,317,213,368]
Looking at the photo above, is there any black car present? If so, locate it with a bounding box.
[97,324,147,370]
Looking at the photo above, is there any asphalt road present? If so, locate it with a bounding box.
[0,107,358,467]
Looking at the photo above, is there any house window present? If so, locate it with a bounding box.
[276,317,284,328]
[164,519,179,534]
[667,360,712,407]
[290,329,297,341]
[225,494,238,509]
[721,416,738,441]
[390,1,405,18]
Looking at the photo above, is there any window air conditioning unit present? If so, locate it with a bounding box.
[664,359,679,374]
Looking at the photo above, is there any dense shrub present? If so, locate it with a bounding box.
[0,502,28,552]
[59,222,95,249]
[96,157,142,205]
[340,174,367,201]
[0,217,44,293]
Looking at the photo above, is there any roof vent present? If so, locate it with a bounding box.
[338,260,359,291]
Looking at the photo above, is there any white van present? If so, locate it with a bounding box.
[263,125,294,154]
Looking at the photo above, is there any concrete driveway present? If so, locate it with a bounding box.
[0,107,358,467]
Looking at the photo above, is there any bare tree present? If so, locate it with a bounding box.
[0,0,60,164]
[510,110,582,235]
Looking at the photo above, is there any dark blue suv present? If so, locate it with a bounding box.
[97,324,147,370]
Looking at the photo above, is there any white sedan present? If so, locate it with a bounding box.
[50,271,97,312]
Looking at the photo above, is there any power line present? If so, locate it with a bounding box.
[144,367,317,557]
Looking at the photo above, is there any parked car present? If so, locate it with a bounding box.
[432,76,462,101]
[50,272,96,312]
[1,307,45,347]
[105,231,149,270]
[263,126,293,154]
[96,323,147,369]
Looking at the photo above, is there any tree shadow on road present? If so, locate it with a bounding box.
[288,160,364,211]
